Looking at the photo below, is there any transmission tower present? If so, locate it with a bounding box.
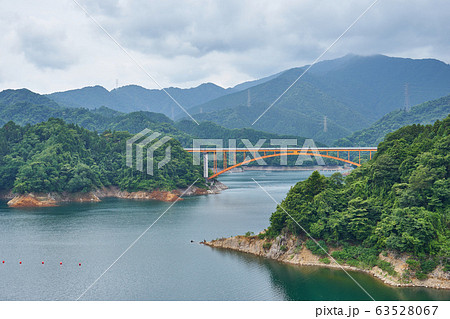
[247,89,251,107]
[323,116,328,132]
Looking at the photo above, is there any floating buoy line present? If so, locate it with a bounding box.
[1,260,82,266]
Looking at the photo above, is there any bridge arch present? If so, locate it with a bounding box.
[209,152,360,179]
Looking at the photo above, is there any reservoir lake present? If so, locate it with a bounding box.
[0,171,449,301]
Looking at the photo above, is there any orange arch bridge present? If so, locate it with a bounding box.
[185,147,377,179]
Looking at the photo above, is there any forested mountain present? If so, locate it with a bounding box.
[187,76,368,144]
[0,89,311,149]
[0,119,204,194]
[335,94,450,146]
[47,83,233,118]
[0,88,184,139]
[0,89,61,109]
[46,72,281,118]
[39,55,450,144]
[266,116,450,276]
[186,55,450,144]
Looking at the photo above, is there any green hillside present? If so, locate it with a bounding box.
[0,119,204,193]
[266,116,450,276]
[336,94,450,146]
[0,88,188,141]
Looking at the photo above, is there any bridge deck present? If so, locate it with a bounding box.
[184,147,377,152]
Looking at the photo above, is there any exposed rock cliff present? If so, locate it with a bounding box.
[92,187,180,202]
[7,192,100,207]
[7,194,58,207]
[205,234,450,290]
[6,180,228,208]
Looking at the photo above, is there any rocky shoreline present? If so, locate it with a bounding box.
[204,234,450,290]
[2,180,228,208]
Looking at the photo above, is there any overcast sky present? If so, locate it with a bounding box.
[1,0,449,94]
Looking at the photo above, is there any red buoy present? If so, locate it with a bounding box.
[42,261,44,264]
[19,261,22,264]
[2,261,4,264]
[78,263,81,266]
[60,262,62,265]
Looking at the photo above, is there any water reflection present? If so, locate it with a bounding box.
[210,247,450,301]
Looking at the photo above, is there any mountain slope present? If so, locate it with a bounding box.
[231,71,284,92]
[308,54,450,120]
[46,85,112,109]
[0,88,64,125]
[335,94,450,146]
[185,55,450,144]
[188,69,371,144]
[0,88,61,109]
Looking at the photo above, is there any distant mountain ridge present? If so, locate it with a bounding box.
[186,54,450,144]
[0,88,311,148]
[8,54,450,144]
[46,83,233,118]
[46,72,282,119]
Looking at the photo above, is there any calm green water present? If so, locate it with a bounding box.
[0,171,449,301]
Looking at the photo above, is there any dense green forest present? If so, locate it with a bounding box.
[266,117,450,278]
[0,119,204,194]
[336,94,450,146]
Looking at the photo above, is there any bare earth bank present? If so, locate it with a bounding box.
[3,180,228,208]
[204,234,449,290]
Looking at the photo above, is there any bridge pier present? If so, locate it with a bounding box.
[203,152,208,179]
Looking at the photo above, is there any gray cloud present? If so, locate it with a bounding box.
[15,23,76,70]
[0,0,449,93]
[86,0,450,77]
